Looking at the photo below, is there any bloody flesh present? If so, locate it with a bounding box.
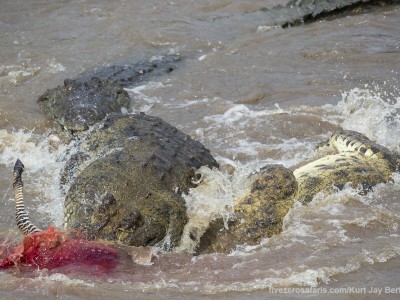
[0,226,118,274]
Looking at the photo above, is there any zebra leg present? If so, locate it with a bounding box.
[13,159,41,235]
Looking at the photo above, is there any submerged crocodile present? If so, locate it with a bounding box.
[38,55,182,132]
[11,127,400,254]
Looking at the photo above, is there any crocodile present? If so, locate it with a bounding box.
[196,130,400,254]
[12,113,218,249]
[38,55,182,132]
[61,113,218,249]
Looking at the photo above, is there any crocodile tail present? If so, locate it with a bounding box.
[13,159,41,235]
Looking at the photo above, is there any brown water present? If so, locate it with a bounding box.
[1,0,400,299]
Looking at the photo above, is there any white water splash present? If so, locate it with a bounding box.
[338,86,400,151]
[0,129,67,227]
[177,165,253,253]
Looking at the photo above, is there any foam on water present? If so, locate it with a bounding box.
[199,104,323,163]
[37,272,95,287]
[45,58,66,74]
[176,164,254,253]
[125,82,169,113]
[337,85,400,151]
[0,55,66,87]
[0,64,41,85]
[0,129,67,227]
[204,103,286,126]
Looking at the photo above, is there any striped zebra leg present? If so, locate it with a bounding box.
[13,159,41,235]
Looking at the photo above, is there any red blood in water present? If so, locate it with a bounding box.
[0,226,118,274]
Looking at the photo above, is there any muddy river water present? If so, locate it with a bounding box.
[0,1,400,299]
